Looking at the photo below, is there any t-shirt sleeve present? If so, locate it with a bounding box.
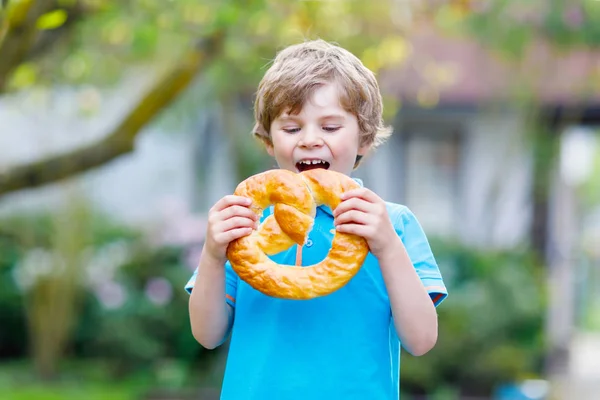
[184,259,238,309]
[394,206,448,307]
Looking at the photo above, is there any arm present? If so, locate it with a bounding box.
[188,195,258,349]
[334,188,441,356]
[188,249,234,349]
[377,237,438,356]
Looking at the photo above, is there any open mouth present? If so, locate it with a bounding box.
[296,159,330,172]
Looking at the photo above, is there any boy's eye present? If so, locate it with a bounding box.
[323,126,340,132]
[283,127,300,134]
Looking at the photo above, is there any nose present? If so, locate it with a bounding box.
[298,126,324,148]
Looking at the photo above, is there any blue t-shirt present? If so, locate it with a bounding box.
[185,183,448,400]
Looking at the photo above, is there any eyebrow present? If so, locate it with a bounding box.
[275,114,346,123]
[319,114,346,121]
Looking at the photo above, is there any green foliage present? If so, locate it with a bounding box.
[578,132,600,208]
[16,0,412,96]
[0,203,548,395]
[75,244,202,374]
[0,238,28,359]
[454,0,600,58]
[0,361,149,400]
[542,0,600,49]
[0,206,203,377]
[463,0,534,59]
[36,9,68,30]
[400,238,546,397]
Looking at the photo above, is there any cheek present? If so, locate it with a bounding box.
[330,137,359,156]
[270,134,286,152]
[270,136,296,161]
[275,139,294,154]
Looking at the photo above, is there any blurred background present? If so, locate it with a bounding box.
[0,0,599,399]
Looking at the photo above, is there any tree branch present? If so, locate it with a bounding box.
[0,31,225,197]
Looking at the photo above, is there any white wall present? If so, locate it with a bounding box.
[461,110,533,248]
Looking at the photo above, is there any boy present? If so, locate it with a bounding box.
[186,39,448,400]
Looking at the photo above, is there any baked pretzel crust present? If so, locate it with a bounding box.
[226,169,369,300]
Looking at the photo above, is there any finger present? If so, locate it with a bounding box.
[333,197,375,217]
[220,205,259,221]
[340,187,378,203]
[335,223,373,237]
[209,205,258,227]
[215,227,253,245]
[219,216,257,232]
[212,195,252,212]
[334,209,370,226]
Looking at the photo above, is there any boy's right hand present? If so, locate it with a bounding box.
[203,195,259,265]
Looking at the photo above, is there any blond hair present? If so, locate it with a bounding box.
[252,39,392,166]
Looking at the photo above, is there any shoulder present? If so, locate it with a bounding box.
[383,201,429,238]
[384,201,413,227]
[384,201,409,219]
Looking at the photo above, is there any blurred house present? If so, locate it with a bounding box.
[360,22,600,251]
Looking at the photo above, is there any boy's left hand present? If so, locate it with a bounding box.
[333,188,398,260]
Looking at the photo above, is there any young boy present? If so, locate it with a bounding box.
[185,39,448,400]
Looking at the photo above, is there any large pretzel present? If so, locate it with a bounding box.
[226,168,369,300]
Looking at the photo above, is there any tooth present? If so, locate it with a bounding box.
[298,160,326,165]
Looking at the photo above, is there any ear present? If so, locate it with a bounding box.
[358,142,372,157]
[254,133,274,156]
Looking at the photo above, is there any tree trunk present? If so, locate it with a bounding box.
[24,191,91,380]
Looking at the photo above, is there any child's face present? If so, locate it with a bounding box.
[266,83,370,176]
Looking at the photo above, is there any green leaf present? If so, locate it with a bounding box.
[9,62,37,89]
[36,9,68,30]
